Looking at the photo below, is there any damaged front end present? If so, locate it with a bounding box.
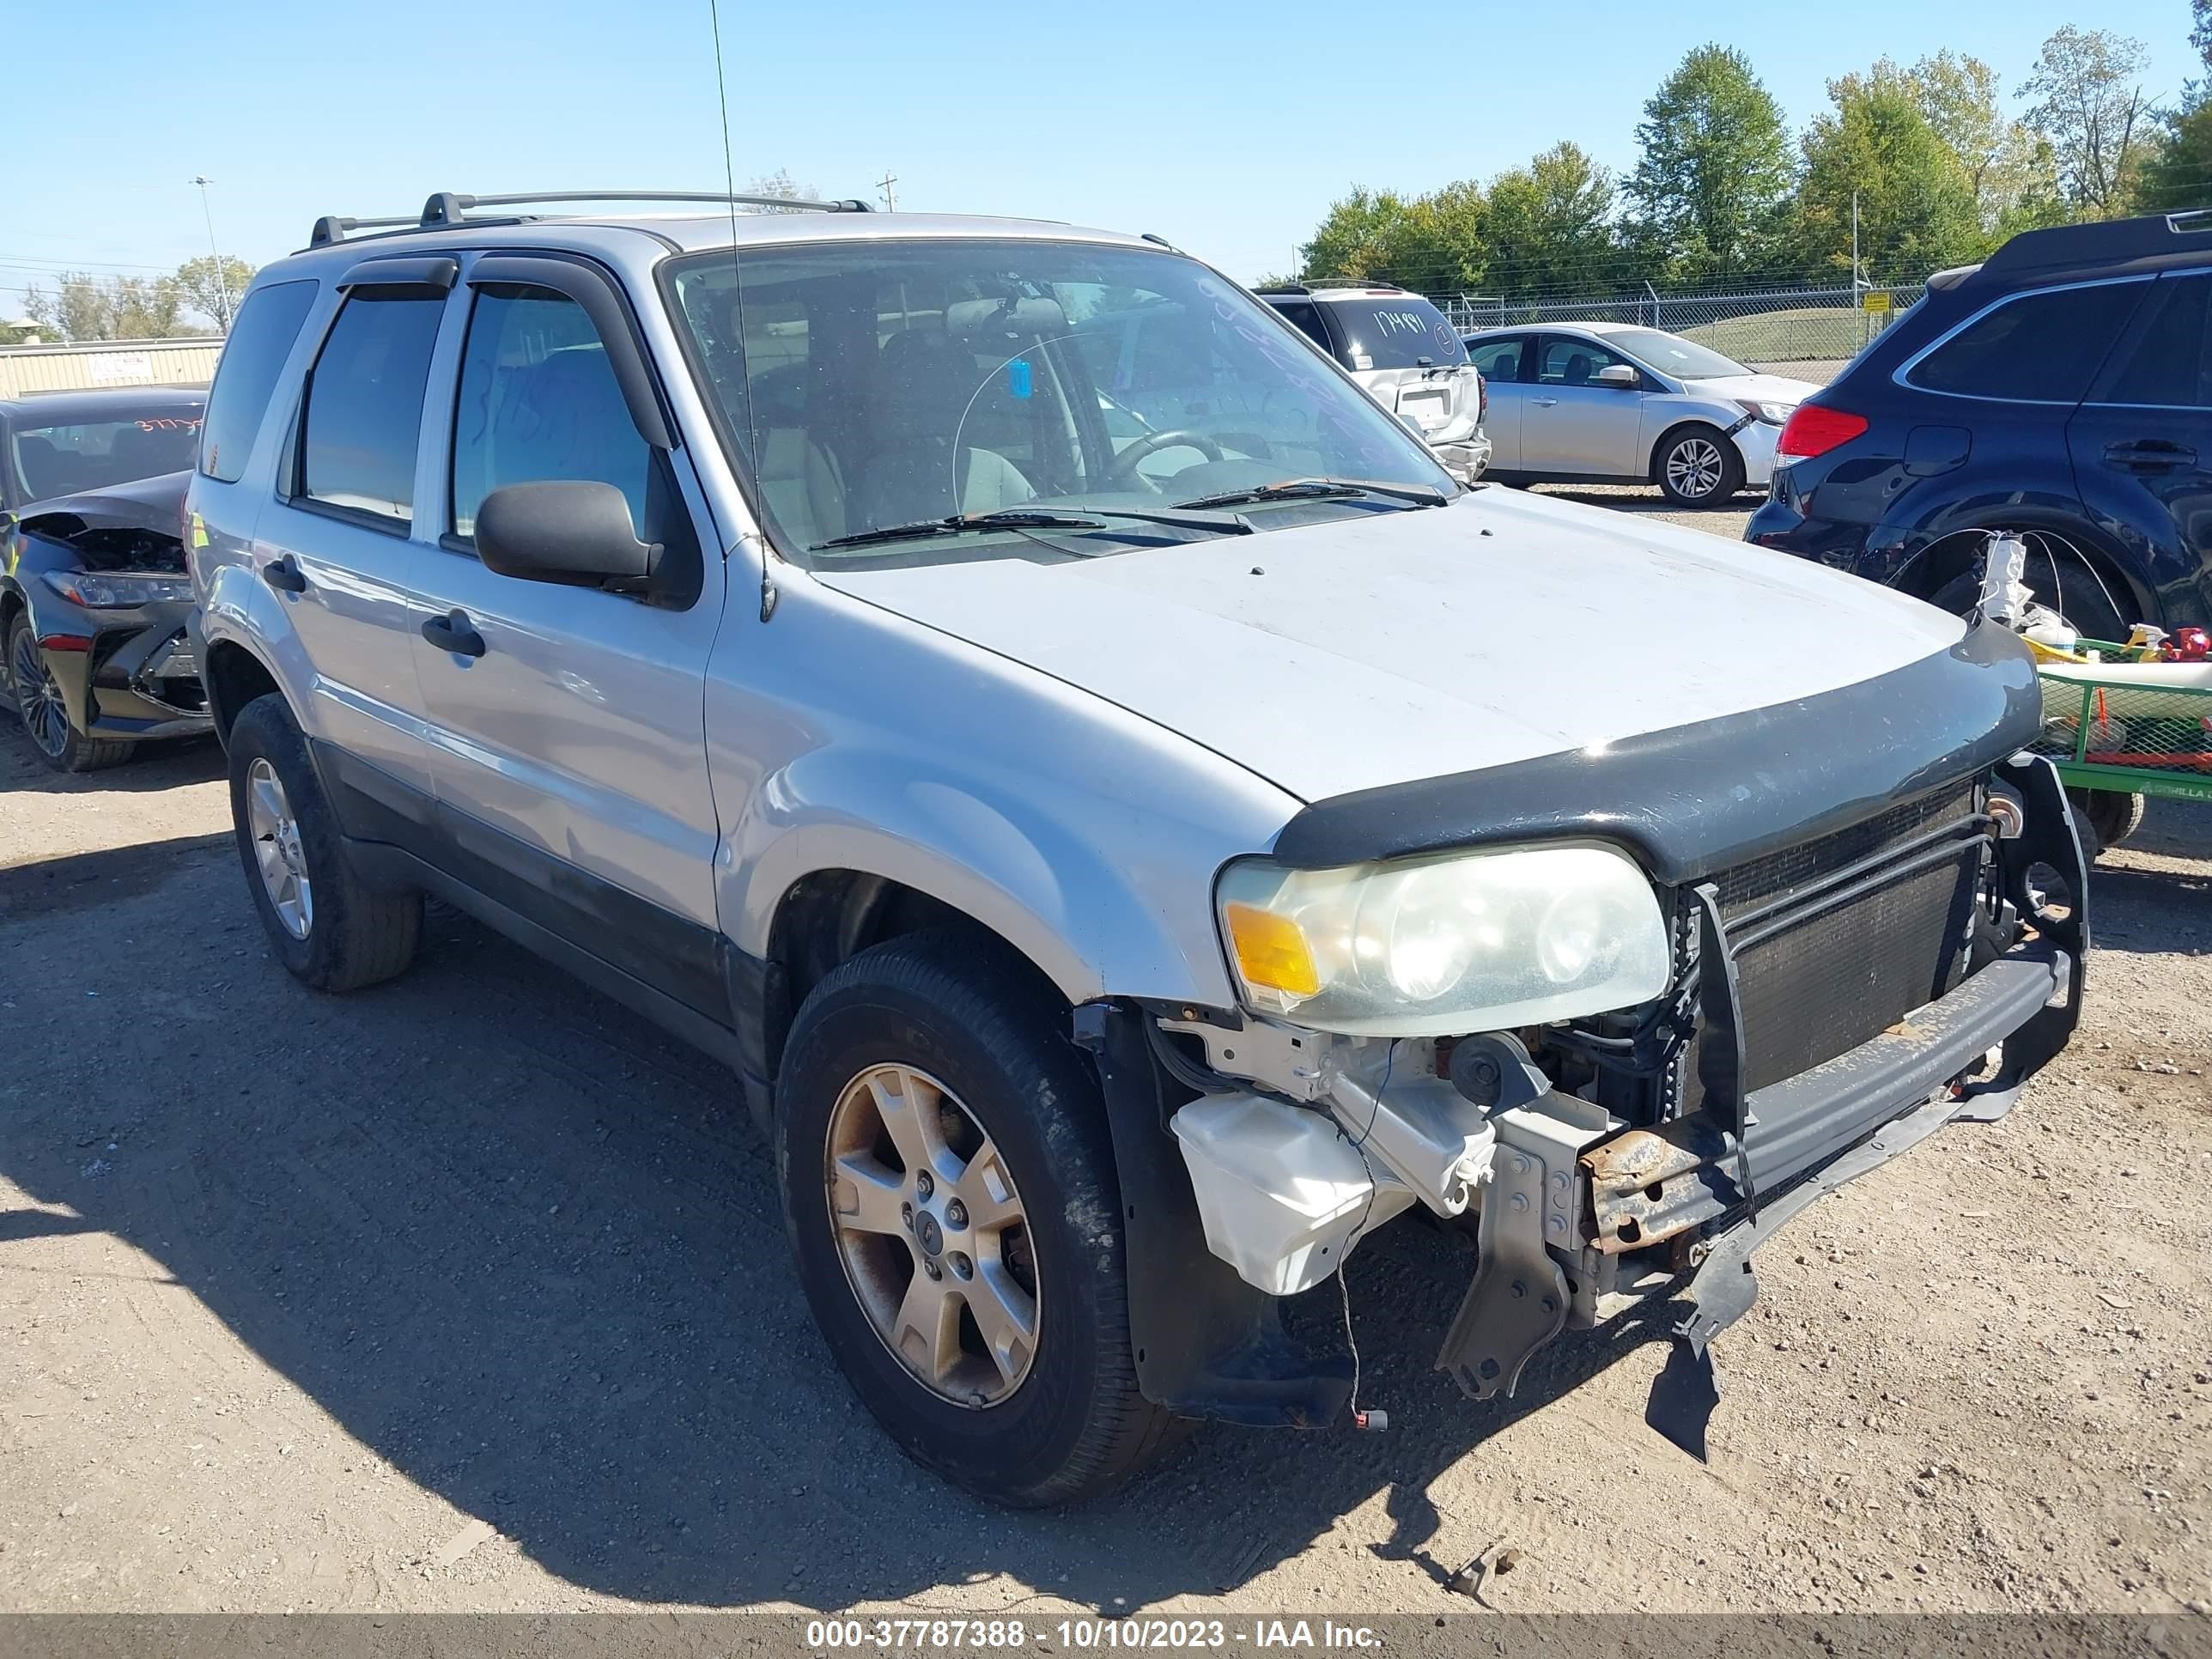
[7,471,210,741]
[1081,624,2084,1428]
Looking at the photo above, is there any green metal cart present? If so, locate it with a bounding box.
[2029,644,2212,850]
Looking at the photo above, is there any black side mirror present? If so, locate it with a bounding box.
[475,481,660,592]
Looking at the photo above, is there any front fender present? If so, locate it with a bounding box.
[730,741,1240,1011]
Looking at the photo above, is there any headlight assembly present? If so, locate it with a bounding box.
[1735,398,1793,426]
[42,568,192,609]
[1216,842,1672,1036]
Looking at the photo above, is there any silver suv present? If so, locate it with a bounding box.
[1258,283,1491,482]
[186,190,2083,1507]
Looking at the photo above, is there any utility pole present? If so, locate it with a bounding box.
[190,175,231,332]
[877,170,898,212]
[1850,190,1861,291]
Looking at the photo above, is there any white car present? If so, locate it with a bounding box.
[1261,284,1491,482]
[1462,322,1819,506]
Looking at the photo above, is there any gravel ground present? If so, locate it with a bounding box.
[2,507,2208,1620]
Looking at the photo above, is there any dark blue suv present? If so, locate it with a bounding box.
[1747,212,2212,640]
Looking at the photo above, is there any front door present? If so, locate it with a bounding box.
[2070,268,2212,628]
[408,264,730,1016]
[1522,335,1648,477]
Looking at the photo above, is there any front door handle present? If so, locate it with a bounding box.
[2105,440,2197,471]
[420,609,486,658]
[260,555,306,593]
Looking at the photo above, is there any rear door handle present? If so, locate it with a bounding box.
[260,555,306,593]
[2105,440,2197,470]
[1532,397,1559,408]
[420,608,486,658]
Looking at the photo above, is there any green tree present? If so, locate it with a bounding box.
[25,273,192,342]
[1799,76,1987,280]
[173,255,255,332]
[1299,183,1486,292]
[1481,143,1621,294]
[1626,45,1796,281]
[2133,99,2212,211]
[2020,27,2154,213]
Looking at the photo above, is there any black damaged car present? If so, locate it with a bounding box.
[3,386,207,771]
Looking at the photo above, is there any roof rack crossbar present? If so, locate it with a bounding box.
[309,188,871,250]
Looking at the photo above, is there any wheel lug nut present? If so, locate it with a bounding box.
[923,1260,942,1279]
[950,1251,972,1279]
[915,1171,934,1200]
[945,1200,968,1230]
[901,1201,914,1228]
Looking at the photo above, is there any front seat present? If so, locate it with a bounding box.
[861,328,1034,528]
[1562,353,1593,386]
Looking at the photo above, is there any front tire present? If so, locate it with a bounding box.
[6,614,137,773]
[1655,424,1745,507]
[775,931,1178,1507]
[226,693,421,992]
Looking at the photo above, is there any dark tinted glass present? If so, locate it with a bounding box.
[300,293,445,521]
[199,280,317,482]
[1467,337,1525,383]
[1271,300,1333,349]
[1909,280,2148,402]
[12,410,201,501]
[2097,274,2212,408]
[1326,296,1468,368]
[451,287,653,538]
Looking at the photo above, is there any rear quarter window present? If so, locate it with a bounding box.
[1904,279,2149,403]
[199,279,319,483]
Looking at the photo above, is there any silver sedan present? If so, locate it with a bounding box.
[1462,322,1819,506]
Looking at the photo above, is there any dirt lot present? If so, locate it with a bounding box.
[3,496,2209,1620]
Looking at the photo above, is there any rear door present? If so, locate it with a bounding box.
[1466,335,1531,470]
[2070,269,2212,626]
[1522,334,1646,477]
[260,264,456,800]
[407,252,730,1015]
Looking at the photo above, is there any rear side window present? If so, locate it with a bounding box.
[1905,280,2148,403]
[199,279,317,483]
[1270,300,1334,351]
[298,293,446,524]
[1325,296,1468,369]
[450,286,654,538]
[2094,273,2212,408]
[1468,337,1526,383]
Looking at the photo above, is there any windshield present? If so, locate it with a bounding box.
[666,240,1454,565]
[1603,329,1748,381]
[1322,295,1469,370]
[9,410,202,504]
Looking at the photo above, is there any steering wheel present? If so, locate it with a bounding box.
[1106,428,1226,490]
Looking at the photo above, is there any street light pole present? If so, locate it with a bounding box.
[190,175,231,332]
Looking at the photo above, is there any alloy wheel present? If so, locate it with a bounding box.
[824,1063,1039,1407]
[9,627,71,758]
[245,757,314,939]
[1665,436,1725,501]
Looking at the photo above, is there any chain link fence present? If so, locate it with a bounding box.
[1428,283,1924,372]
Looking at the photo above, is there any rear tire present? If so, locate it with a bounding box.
[226,693,421,992]
[775,930,1180,1507]
[1654,424,1745,506]
[6,614,137,773]
[1929,538,2133,644]
[2071,787,2146,854]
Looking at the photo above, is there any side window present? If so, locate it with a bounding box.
[450,286,654,539]
[1272,301,1334,353]
[2093,274,2212,409]
[1535,337,1628,386]
[199,279,318,483]
[1468,337,1526,384]
[297,292,446,525]
[1907,280,2149,403]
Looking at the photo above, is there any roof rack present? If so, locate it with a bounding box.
[1978,209,2212,280]
[1254,278,1412,295]
[308,189,872,248]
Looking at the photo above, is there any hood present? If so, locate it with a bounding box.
[1681,372,1820,406]
[15,468,190,538]
[815,489,1966,805]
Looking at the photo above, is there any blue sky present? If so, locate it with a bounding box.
[3,0,2202,316]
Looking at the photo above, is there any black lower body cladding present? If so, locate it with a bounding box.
[1267,620,2041,883]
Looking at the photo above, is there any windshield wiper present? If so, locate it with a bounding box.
[1171,477,1453,511]
[811,504,1251,551]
